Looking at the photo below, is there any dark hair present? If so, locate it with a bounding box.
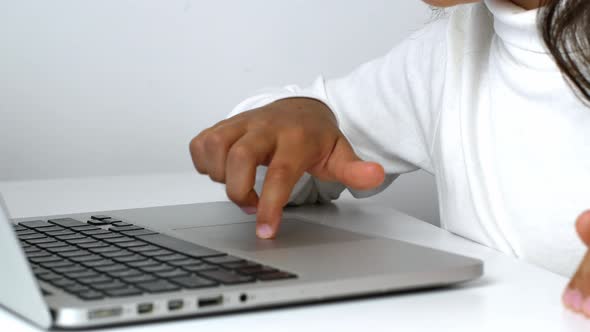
[539,0,590,104]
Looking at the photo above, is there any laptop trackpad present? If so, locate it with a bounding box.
[171,218,371,252]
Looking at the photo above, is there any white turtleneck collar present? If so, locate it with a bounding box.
[485,0,546,53]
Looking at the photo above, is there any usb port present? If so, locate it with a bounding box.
[137,303,154,314]
[168,299,184,311]
[198,295,223,308]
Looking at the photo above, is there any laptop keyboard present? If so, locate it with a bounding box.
[13,216,297,301]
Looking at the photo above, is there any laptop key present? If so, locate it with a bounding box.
[81,229,111,236]
[77,290,105,300]
[16,230,37,236]
[203,255,243,265]
[198,269,255,285]
[68,284,91,293]
[103,236,134,244]
[70,254,103,263]
[77,242,109,249]
[101,250,134,258]
[70,225,101,232]
[18,233,47,240]
[87,245,119,254]
[45,230,76,237]
[32,266,51,275]
[82,259,116,268]
[110,226,143,233]
[171,275,218,289]
[94,264,128,273]
[104,286,142,297]
[26,250,52,258]
[68,270,100,279]
[49,218,86,228]
[121,274,157,283]
[257,272,297,281]
[92,233,125,240]
[20,220,51,228]
[36,226,65,233]
[115,241,147,248]
[223,261,261,270]
[237,266,277,276]
[87,219,111,226]
[40,260,75,269]
[128,245,160,253]
[53,265,87,274]
[38,272,63,281]
[141,249,174,257]
[154,269,190,279]
[112,254,147,263]
[153,253,188,262]
[79,275,113,284]
[23,246,42,253]
[139,264,174,273]
[168,258,202,266]
[91,215,112,221]
[92,281,128,291]
[26,238,58,245]
[36,241,69,249]
[126,259,160,268]
[66,237,96,245]
[50,278,78,288]
[182,263,218,272]
[46,245,80,253]
[108,269,143,278]
[59,250,93,258]
[56,234,86,241]
[137,234,224,258]
[30,255,62,264]
[137,280,180,293]
[111,222,132,227]
[120,229,158,237]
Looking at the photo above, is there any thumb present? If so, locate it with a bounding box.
[576,210,590,247]
[324,136,385,191]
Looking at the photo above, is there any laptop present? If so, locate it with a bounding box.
[0,193,483,329]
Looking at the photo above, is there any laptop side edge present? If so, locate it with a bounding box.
[0,193,52,329]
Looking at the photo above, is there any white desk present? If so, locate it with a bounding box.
[0,172,588,331]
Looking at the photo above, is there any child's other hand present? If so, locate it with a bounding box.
[563,210,590,315]
[189,98,385,239]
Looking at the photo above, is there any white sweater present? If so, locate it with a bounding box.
[228,0,590,277]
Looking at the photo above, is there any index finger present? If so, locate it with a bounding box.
[255,149,306,239]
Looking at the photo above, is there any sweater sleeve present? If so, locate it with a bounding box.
[227,17,449,205]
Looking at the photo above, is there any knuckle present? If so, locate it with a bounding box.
[266,164,295,181]
[203,132,227,152]
[227,144,252,163]
[249,117,272,130]
[283,127,307,142]
[208,172,225,183]
[226,186,249,205]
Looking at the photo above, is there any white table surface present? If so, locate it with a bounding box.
[0,172,588,331]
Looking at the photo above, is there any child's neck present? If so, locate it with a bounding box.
[511,0,541,10]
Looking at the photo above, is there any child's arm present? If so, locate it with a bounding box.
[190,17,451,238]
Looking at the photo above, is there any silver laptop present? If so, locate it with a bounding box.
[0,194,482,329]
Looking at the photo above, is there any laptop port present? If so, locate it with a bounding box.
[137,303,154,315]
[168,299,184,311]
[239,293,248,303]
[88,307,123,320]
[197,295,223,308]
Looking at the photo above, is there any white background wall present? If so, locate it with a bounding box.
[0,0,439,224]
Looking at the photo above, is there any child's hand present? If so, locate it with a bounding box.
[563,210,590,315]
[189,98,385,239]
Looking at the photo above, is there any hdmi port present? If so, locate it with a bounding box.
[198,295,223,308]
